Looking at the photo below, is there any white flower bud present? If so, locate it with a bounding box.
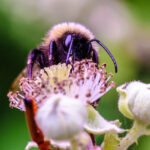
[117,81,150,123]
[35,94,87,141]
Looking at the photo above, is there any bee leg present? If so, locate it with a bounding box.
[24,97,50,150]
[88,42,99,64]
[49,40,57,65]
[49,40,54,63]
[66,39,73,64]
[27,49,45,79]
[92,49,99,64]
[27,49,39,79]
[87,42,92,55]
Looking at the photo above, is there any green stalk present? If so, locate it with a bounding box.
[115,120,147,150]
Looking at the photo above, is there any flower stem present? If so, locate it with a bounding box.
[115,120,147,150]
[71,139,79,150]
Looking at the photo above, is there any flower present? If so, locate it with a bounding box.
[35,94,87,141]
[8,59,115,111]
[117,81,150,124]
[115,81,150,150]
[8,59,118,150]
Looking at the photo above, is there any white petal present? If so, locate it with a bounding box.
[84,105,124,134]
[25,141,38,150]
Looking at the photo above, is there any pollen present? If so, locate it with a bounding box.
[40,63,71,87]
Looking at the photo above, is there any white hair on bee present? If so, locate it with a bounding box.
[42,22,98,51]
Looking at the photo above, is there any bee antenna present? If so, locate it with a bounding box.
[66,38,73,64]
[89,39,118,73]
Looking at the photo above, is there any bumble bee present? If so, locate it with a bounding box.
[9,22,118,149]
[10,22,117,90]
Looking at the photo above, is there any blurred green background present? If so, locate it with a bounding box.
[0,0,150,149]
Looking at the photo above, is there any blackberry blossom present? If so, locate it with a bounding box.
[8,59,115,111]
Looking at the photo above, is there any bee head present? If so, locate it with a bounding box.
[63,33,117,73]
[63,33,92,64]
[42,22,117,73]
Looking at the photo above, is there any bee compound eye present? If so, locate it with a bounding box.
[65,34,72,48]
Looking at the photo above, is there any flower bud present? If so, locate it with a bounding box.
[117,81,150,123]
[35,94,87,141]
